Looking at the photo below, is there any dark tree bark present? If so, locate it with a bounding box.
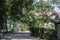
[0,0,8,33]
[55,23,58,38]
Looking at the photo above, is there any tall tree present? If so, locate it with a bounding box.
[0,0,34,32]
[34,0,53,12]
[51,0,60,4]
[0,0,7,32]
[10,0,33,21]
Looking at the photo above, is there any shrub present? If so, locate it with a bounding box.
[29,26,57,39]
[29,26,44,38]
[44,29,57,38]
[21,22,30,31]
[29,26,40,37]
[39,28,45,39]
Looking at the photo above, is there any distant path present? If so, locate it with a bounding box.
[0,31,42,40]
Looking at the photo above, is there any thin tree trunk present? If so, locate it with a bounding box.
[5,20,8,32]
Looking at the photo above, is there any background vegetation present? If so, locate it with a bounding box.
[0,0,60,39]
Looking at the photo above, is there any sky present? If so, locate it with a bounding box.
[36,0,47,2]
[54,6,60,12]
[36,0,39,2]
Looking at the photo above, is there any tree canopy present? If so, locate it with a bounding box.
[0,0,55,32]
[0,0,34,32]
[51,0,60,4]
[34,0,53,12]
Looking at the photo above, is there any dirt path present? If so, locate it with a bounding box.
[0,32,40,40]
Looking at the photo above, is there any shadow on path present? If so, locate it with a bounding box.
[0,32,38,40]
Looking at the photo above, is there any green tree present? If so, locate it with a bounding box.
[34,0,53,12]
[0,0,34,32]
[51,0,60,4]
[32,1,53,38]
[9,0,33,21]
[33,0,53,26]
[10,0,34,31]
[0,0,8,32]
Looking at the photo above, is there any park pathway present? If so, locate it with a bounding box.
[0,31,42,40]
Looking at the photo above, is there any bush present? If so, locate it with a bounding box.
[44,29,57,38]
[29,26,40,37]
[29,26,44,38]
[21,22,30,31]
[39,28,45,39]
[29,26,57,39]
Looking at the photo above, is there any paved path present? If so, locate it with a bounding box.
[0,32,41,40]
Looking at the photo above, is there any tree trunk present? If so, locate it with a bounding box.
[5,20,8,32]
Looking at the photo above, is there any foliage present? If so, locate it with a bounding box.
[29,26,56,39]
[0,0,7,31]
[9,0,33,21]
[20,22,30,31]
[0,0,56,36]
[34,0,53,12]
[0,0,34,32]
[44,28,57,38]
[51,0,60,4]
[9,0,34,31]
[29,26,40,37]
[29,1,55,39]
[50,14,60,22]
[32,0,54,30]
[39,28,45,39]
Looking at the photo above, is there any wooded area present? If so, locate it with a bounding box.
[0,0,60,39]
